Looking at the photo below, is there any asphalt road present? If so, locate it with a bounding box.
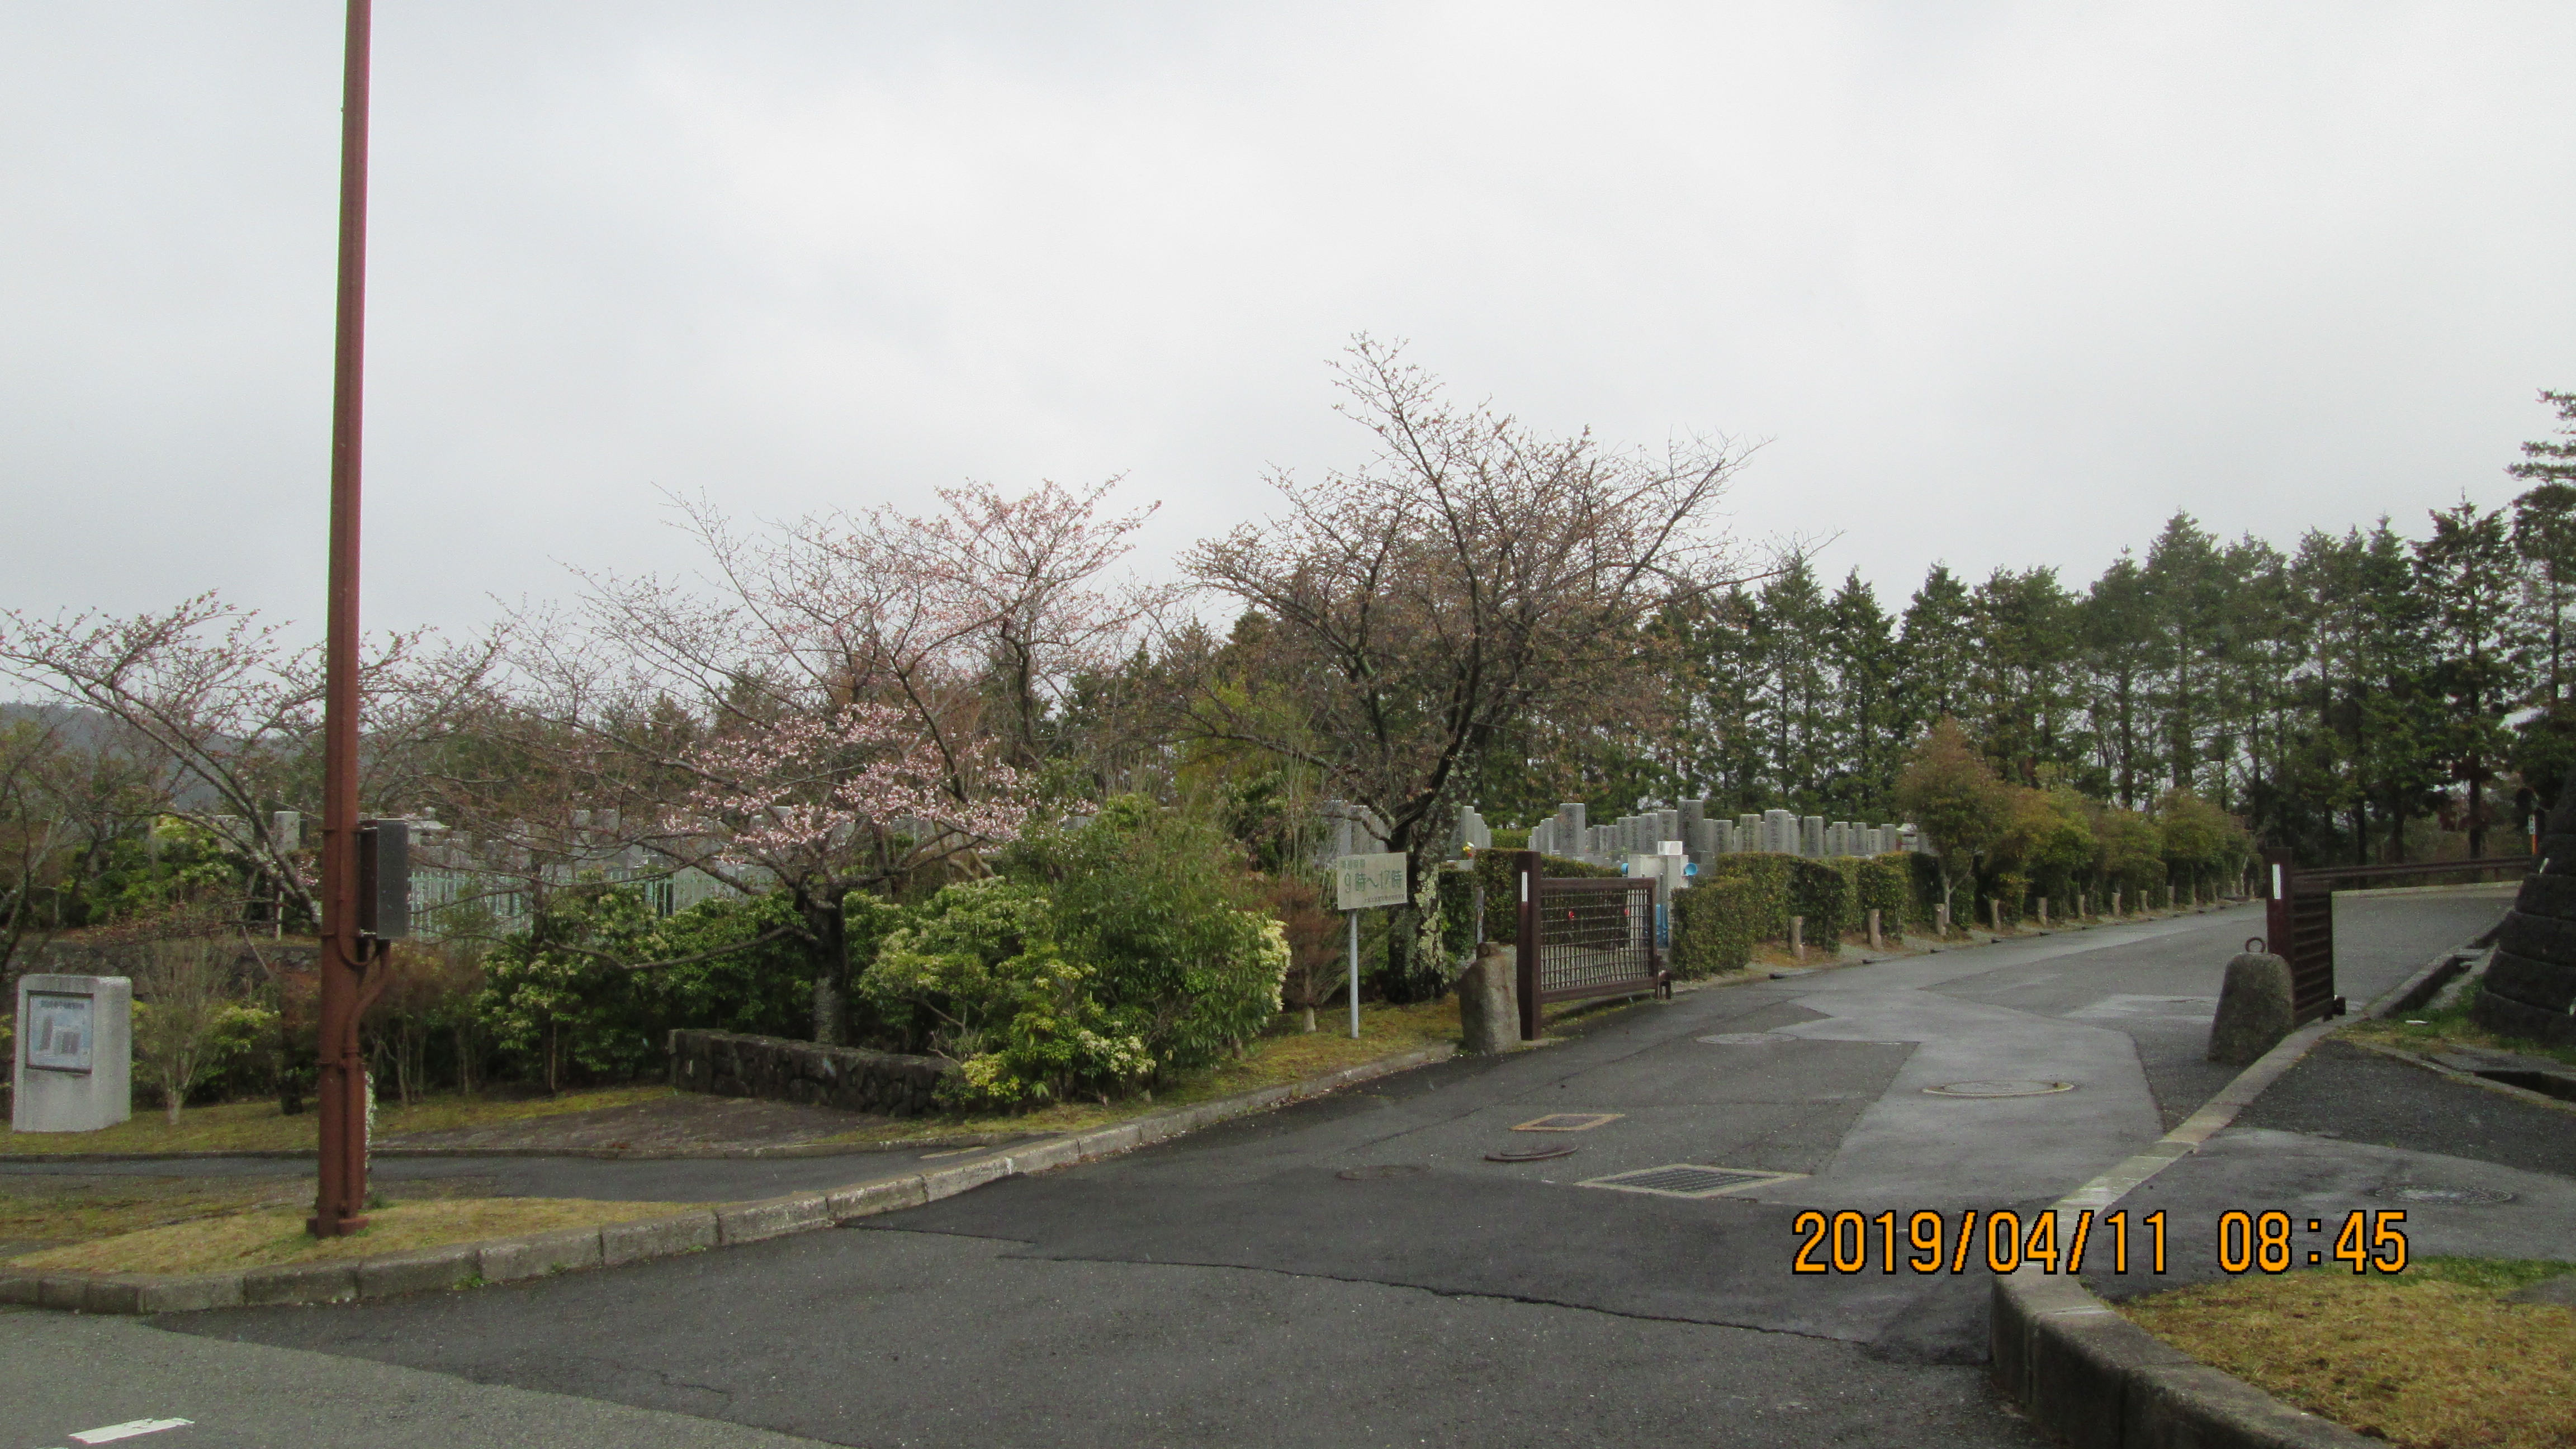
[18,892,2508,1449]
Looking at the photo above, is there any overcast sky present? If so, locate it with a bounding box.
[6,2,2573,643]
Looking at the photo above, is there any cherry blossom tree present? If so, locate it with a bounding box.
[1176,338,1755,998]
[0,593,497,925]
[453,479,1157,1042]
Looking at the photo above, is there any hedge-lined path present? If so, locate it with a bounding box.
[108,892,2503,1449]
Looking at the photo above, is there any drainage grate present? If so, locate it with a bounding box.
[1513,1112,1625,1132]
[1579,1164,1805,1199]
[2373,1184,2517,1205]
[1923,1080,2076,1097]
[1699,1033,1795,1045]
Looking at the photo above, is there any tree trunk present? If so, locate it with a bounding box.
[805,891,851,1045]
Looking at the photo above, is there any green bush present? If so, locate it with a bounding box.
[477,884,816,1091]
[999,797,1290,1077]
[859,878,1154,1109]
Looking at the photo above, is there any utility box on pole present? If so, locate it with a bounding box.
[12,974,132,1133]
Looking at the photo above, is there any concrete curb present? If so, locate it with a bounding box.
[2340,1037,2576,1120]
[1989,939,2487,1449]
[0,1044,1457,1316]
[0,1130,1051,1166]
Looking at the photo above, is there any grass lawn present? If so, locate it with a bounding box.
[8,1196,686,1275]
[0,1083,676,1157]
[2124,1257,2576,1449]
[2343,987,2576,1070]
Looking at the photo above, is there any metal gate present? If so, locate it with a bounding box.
[2264,850,2531,1023]
[1513,851,1669,1040]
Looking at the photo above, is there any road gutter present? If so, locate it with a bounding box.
[1989,939,2493,1449]
[1,1044,1458,1316]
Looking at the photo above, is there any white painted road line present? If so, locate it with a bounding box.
[70,1420,192,1445]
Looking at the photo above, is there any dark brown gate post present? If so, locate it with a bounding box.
[1514,850,1540,1041]
[2263,850,2293,962]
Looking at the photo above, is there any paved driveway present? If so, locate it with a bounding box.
[13,892,2505,1449]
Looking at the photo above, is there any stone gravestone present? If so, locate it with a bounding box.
[13,973,132,1133]
[2206,952,2296,1066]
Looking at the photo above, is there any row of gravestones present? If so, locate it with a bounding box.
[1518,801,1917,867]
[1315,799,1921,871]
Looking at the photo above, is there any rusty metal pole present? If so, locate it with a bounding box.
[310,0,374,1239]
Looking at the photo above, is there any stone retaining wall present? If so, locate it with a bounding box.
[667,1030,957,1117]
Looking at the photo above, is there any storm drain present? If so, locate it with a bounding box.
[1578,1164,1805,1199]
[2373,1185,2517,1205]
[1513,1112,1624,1132]
[1922,1080,2076,1097]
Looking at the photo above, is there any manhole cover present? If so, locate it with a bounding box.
[1336,1164,1427,1181]
[2373,1185,2517,1205]
[1923,1081,2077,1098]
[1579,1164,1806,1199]
[1513,1112,1625,1132]
[1485,1144,1581,1163]
[1699,1033,1795,1045]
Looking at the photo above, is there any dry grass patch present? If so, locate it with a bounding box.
[7,1196,685,1276]
[2344,1000,2576,1070]
[2124,1258,2576,1449]
[0,1083,676,1156]
[0,1172,499,1248]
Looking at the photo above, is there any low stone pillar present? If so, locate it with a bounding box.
[2207,953,2296,1065]
[1457,943,1519,1054]
[1867,908,1883,951]
[12,974,132,1133]
[1789,915,1805,962]
[2038,897,2049,927]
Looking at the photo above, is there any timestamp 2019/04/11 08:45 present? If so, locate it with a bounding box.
[1788,1208,2412,1277]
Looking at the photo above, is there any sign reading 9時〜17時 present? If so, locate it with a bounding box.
[1334,852,1408,1041]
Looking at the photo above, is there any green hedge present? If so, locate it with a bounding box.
[1461,850,1620,947]
[1834,854,1920,937]
[1669,853,1849,969]
[1670,877,1760,977]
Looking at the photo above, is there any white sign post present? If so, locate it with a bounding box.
[1335,852,1408,1040]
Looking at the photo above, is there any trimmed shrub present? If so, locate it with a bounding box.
[1670,877,1761,977]
[1687,852,1851,951]
[1844,853,1919,937]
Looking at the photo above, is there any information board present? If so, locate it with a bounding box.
[25,992,94,1073]
[1336,853,1409,911]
